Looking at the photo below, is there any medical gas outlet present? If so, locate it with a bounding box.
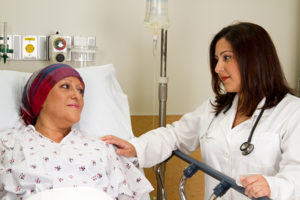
[48,34,71,63]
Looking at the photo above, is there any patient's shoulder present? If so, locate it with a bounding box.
[0,122,29,149]
[0,128,19,150]
[0,126,22,139]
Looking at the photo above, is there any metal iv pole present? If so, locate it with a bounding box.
[158,30,168,127]
[155,28,168,200]
[143,1,170,199]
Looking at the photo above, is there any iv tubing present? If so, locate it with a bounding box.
[152,26,159,56]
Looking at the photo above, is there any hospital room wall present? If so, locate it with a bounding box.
[0,0,299,115]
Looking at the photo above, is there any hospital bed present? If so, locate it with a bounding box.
[0,64,270,200]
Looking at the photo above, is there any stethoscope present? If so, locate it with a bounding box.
[210,104,265,156]
[239,108,264,155]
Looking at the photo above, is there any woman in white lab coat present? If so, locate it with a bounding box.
[102,22,300,200]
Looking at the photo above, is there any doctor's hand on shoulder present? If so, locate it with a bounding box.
[101,135,137,157]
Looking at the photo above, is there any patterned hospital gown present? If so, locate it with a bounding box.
[0,124,153,200]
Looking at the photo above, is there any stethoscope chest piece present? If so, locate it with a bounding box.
[240,142,254,155]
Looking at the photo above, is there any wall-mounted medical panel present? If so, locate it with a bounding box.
[48,35,71,63]
[1,34,95,63]
[0,35,48,61]
[22,35,38,59]
[21,35,48,60]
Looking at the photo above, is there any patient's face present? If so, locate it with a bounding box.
[39,76,84,127]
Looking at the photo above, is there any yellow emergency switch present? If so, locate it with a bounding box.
[22,35,38,59]
[25,44,35,53]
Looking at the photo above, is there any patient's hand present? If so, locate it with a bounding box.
[101,135,137,157]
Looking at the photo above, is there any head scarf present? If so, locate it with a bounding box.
[20,63,85,125]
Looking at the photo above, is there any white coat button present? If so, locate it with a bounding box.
[224,152,230,158]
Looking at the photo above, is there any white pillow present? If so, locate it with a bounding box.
[0,64,134,140]
[0,70,31,131]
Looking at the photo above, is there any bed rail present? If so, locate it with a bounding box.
[173,150,270,200]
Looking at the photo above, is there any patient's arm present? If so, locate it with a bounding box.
[101,135,137,157]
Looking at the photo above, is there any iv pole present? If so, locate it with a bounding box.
[155,28,168,200]
[143,1,169,199]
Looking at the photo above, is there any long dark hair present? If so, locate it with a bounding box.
[209,22,293,116]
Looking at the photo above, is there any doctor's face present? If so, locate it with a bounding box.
[39,76,84,127]
[214,37,241,93]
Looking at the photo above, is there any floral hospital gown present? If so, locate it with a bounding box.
[0,124,153,200]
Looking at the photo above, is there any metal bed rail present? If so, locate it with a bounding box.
[173,150,270,200]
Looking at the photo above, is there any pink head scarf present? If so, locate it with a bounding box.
[20,63,85,125]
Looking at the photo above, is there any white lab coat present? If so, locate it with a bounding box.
[130,94,300,200]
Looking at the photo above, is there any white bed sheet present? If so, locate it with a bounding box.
[26,187,113,200]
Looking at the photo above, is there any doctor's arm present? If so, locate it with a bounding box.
[101,114,201,168]
[102,99,213,168]
[129,113,202,168]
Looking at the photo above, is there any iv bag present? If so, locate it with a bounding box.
[144,0,170,29]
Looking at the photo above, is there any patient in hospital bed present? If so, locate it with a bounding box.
[0,63,153,200]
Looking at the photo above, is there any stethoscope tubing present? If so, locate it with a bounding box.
[239,108,265,155]
[213,105,265,156]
